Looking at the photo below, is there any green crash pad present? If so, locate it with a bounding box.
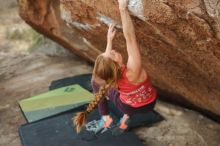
[19,84,93,123]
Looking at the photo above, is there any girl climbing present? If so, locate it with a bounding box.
[74,0,157,135]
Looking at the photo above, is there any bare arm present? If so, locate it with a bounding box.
[118,0,142,78]
[105,39,113,54]
[105,24,117,54]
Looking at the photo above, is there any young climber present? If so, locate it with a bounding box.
[74,0,157,135]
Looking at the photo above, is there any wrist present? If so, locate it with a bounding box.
[119,6,128,12]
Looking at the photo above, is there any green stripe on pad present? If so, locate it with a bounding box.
[24,102,87,122]
[18,84,94,122]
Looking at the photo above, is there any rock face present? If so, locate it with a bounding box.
[17,0,220,118]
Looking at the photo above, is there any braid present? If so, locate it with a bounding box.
[73,81,113,133]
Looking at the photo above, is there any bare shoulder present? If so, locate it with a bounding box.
[126,68,148,84]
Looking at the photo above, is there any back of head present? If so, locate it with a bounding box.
[93,54,121,86]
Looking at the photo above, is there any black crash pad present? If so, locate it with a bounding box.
[49,74,92,92]
[19,104,163,146]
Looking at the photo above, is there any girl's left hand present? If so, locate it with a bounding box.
[107,24,117,41]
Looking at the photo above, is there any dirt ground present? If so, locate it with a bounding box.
[0,1,220,146]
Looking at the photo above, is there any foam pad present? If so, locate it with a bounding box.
[19,84,93,123]
[19,108,147,146]
[19,104,163,146]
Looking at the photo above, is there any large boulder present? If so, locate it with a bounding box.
[17,0,220,119]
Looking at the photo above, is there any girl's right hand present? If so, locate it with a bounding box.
[107,24,117,41]
[118,0,129,10]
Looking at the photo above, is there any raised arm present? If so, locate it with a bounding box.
[105,24,117,54]
[118,0,142,78]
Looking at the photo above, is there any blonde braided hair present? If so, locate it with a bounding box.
[73,80,113,133]
[73,55,121,133]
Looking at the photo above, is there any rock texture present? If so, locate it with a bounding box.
[17,0,220,118]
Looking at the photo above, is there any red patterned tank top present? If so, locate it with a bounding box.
[117,66,157,108]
